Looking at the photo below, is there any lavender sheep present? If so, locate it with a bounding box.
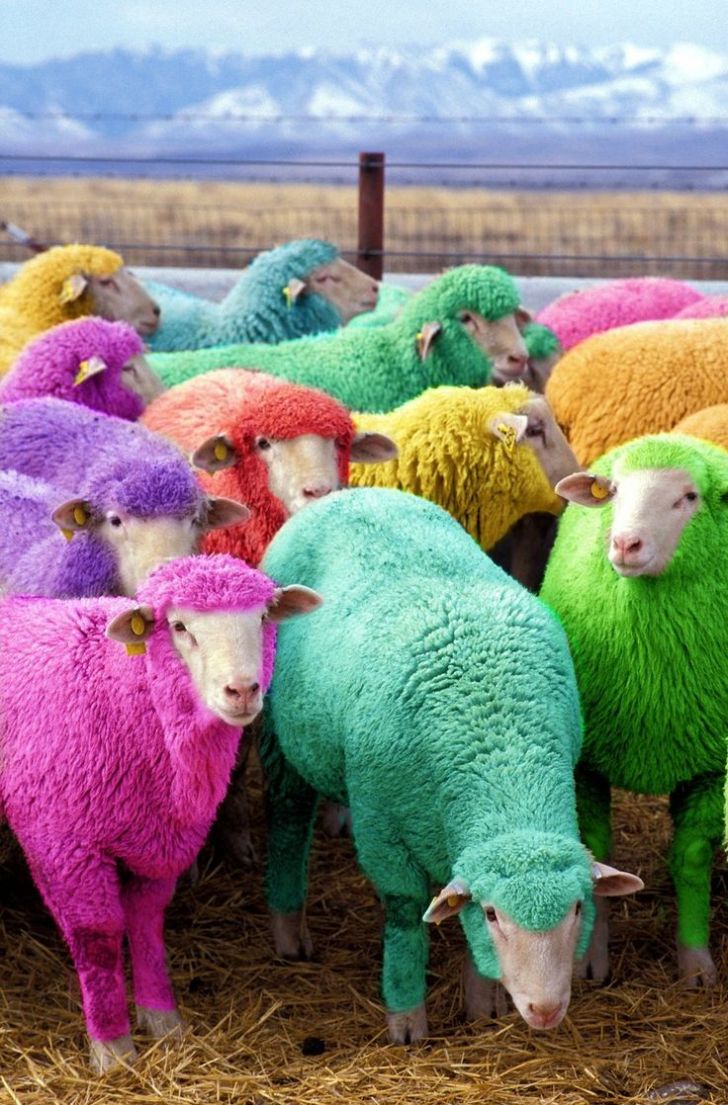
[0,554,321,1070]
[0,317,163,417]
[0,398,247,596]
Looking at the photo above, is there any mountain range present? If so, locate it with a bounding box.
[1,40,727,185]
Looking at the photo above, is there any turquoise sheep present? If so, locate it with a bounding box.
[145,239,378,353]
[540,434,728,988]
[147,265,529,411]
[260,487,641,1042]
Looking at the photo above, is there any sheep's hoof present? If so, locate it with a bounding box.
[320,801,352,838]
[463,957,509,1020]
[89,1034,138,1074]
[386,1003,428,1044]
[677,945,717,989]
[136,1006,186,1040]
[271,910,313,961]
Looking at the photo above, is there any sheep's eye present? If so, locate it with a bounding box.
[685,491,698,502]
[459,311,474,324]
[256,437,271,451]
[172,621,186,633]
[575,901,583,916]
[485,906,497,923]
[526,420,545,438]
[108,515,122,528]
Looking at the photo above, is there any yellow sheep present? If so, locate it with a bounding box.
[0,244,160,374]
[673,404,728,451]
[545,318,728,465]
[350,383,576,552]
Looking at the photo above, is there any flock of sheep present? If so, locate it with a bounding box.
[0,238,726,1075]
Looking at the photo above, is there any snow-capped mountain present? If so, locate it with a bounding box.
[1,40,726,183]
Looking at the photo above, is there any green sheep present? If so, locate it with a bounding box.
[260,487,641,1042]
[147,266,530,412]
[540,434,728,988]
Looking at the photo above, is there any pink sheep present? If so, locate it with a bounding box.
[536,277,703,351]
[142,368,396,567]
[0,554,320,1071]
[0,316,163,418]
[674,295,728,320]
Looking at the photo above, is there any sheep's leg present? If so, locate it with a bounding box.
[214,735,257,868]
[462,951,509,1020]
[121,874,184,1038]
[575,765,612,982]
[28,849,136,1070]
[259,719,318,959]
[669,773,723,988]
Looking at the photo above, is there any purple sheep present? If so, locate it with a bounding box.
[0,554,321,1071]
[0,316,163,418]
[0,399,248,596]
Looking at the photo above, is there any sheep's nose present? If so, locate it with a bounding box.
[152,304,161,318]
[507,353,528,372]
[612,534,643,562]
[302,483,333,500]
[224,680,260,702]
[527,1001,562,1028]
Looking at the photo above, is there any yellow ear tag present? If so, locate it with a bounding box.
[591,481,610,500]
[214,441,229,462]
[447,894,461,908]
[283,284,293,308]
[73,356,106,386]
[497,422,517,452]
[73,505,88,527]
[130,612,146,637]
[125,642,146,656]
[61,527,74,542]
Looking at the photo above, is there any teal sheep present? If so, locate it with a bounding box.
[540,434,728,988]
[145,239,378,353]
[147,265,530,411]
[260,487,641,1042]
[345,280,412,328]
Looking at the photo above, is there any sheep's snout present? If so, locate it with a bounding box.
[223,679,262,719]
[610,532,651,572]
[302,481,333,500]
[526,1000,566,1030]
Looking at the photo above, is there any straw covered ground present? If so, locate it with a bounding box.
[0,763,725,1105]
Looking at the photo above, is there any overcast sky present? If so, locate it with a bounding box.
[2,0,727,64]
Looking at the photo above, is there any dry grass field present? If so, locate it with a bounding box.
[0,767,725,1105]
[1,176,728,277]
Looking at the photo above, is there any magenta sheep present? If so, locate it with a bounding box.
[0,554,321,1071]
[536,277,703,350]
[674,295,728,320]
[0,317,163,418]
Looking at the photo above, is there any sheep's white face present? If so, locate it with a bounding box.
[255,434,340,515]
[556,466,702,577]
[518,396,578,490]
[121,354,165,406]
[460,310,529,378]
[88,269,161,337]
[306,258,379,323]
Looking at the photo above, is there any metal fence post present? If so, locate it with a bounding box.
[357,151,385,279]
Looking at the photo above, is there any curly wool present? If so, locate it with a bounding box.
[350,384,562,550]
[0,245,124,374]
[536,277,702,350]
[0,554,277,1042]
[260,487,591,1009]
[673,404,728,450]
[674,295,728,320]
[0,317,145,418]
[545,318,728,465]
[143,368,355,566]
[146,239,341,352]
[147,265,519,410]
[523,321,560,360]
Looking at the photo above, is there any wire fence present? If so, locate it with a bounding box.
[2,159,728,278]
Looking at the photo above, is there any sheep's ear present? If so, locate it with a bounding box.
[415,321,442,361]
[592,862,644,897]
[350,431,398,463]
[489,413,528,448]
[556,472,614,507]
[59,273,88,304]
[105,605,155,655]
[204,496,250,531]
[266,585,323,623]
[423,879,471,925]
[283,277,307,307]
[73,355,107,387]
[192,434,238,473]
[515,306,533,331]
[51,498,96,541]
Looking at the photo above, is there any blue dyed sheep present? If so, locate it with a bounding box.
[0,398,247,597]
[145,239,378,352]
[260,488,641,1042]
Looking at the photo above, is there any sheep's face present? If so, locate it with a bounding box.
[459,309,529,378]
[121,354,165,406]
[87,269,161,337]
[488,395,578,511]
[165,586,322,725]
[556,466,703,577]
[305,258,379,323]
[52,496,249,596]
[493,349,562,392]
[255,433,340,515]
